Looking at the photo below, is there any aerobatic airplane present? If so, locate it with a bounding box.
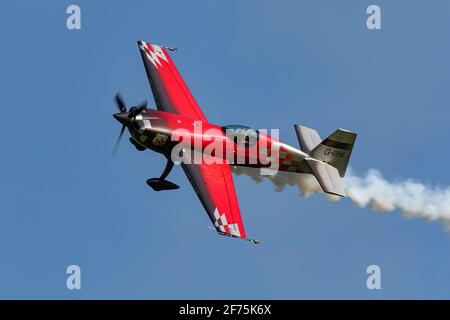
[112,40,357,244]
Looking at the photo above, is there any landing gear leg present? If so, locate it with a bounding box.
[146,158,180,191]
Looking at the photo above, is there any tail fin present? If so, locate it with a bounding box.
[294,124,322,153]
[295,125,357,177]
[304,158,346,197]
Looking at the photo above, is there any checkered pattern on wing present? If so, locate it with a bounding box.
[212,208,241,237]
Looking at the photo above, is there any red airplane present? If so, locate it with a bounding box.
[113,40,357,244]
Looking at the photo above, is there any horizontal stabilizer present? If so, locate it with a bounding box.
[305,158,346,197]
[294,124,322,153]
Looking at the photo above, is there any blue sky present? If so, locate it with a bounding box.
[1,0,450,299]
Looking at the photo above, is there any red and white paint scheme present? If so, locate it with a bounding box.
[112,40,357,244]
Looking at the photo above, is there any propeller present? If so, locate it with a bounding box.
[128,100,147,119]
[114,93,127,113]
[111,93,147,155]
[111,124,126,156]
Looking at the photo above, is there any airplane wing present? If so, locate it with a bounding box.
[138,40,256,243]
[137,40,207,121]
[182,161,258,244]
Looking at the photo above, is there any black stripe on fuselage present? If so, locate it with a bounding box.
[321,139,353,150]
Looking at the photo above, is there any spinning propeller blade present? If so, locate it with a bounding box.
[111,93,147,155]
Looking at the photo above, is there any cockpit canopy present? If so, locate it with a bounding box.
[222,125,259,148]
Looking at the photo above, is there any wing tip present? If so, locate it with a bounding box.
[216,229,260,244]
[137,40,178,52]
[325,190,347,197]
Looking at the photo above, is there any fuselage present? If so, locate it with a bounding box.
[126,109,312,174]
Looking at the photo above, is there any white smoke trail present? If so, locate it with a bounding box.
[232,166,450,226]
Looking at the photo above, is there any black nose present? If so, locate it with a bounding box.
[113,113,132,127]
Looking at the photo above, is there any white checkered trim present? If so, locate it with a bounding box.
[139,41,168,69]
[212,208,241,237]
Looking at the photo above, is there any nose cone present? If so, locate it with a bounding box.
[113,113,132,127]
